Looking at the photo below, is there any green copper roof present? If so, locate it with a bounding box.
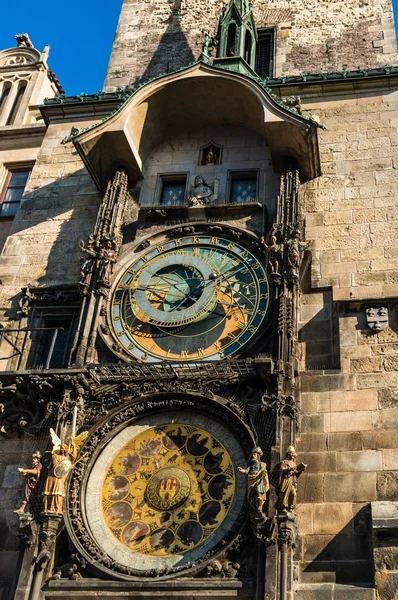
[60,60,325,145]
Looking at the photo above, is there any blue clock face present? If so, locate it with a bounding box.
[110,233,271,362]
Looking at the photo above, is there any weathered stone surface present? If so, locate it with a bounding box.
[382,449,398,470]
[336,450,383,472]
[374,547,398,571]
[297,504,314,534]
[324,473,377,502]
[1,465,20,489]
[297,474,324,504]
[103,0,398,91]
[297,433,328,453]
[363,430,398,450]
[378,389,398,409]
[377,472,398,501]
[300,452,337,473]
[374,572,398,600]
[317,390,378,413]
[324,411,373,433]
[334,587,375,600]
[313,503,353,535]
[328,432,363,451]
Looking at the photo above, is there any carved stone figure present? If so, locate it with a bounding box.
[286,230,311,279]
[277,445,306,512]
[43,429,87,515]
[98,240,117,285]
[78,239,97,288]
[15,452,42,514]
[188,176,218,206]
[201,31,218,60]
[238,446,269,515]
[263,235,283,275]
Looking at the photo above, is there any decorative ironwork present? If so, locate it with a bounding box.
[88,359,255,383]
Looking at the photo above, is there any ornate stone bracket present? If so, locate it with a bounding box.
[264,168,311,290]
[78,170,130,295]
[36,514,63,571]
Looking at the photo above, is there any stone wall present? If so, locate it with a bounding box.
[295,83,398,592]
[300,86,398,300]
[103,0,398,91]
[0,119,101,321]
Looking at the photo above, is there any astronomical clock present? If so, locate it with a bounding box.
[67,405,255,578]
[102,225,272,362]
[65,223,274,581]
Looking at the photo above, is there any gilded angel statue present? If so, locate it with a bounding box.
[43,429,88,515]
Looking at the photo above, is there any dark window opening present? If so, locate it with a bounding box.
[0,169,31,217]
[0,84,11,116]
[229,171,258,204]
[227,23,237,56]
[255,29,275,78]
[244,30,252,64]
[30,318,73,369]
[158,174,187,206]
[6,82,27,126]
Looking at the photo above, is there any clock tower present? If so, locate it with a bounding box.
[1,0,398,599]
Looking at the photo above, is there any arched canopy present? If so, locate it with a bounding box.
[71,62,321,190]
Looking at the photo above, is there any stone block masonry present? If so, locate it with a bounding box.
[103,0,398,91]
[296,301,398,586]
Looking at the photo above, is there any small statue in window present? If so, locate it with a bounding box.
[188,176,218,206]
[15,452,42,514]
[206,147,216,166]
[277,445,306,512]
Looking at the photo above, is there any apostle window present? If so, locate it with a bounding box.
[255,29,275,78]
[228,171,258,203]
[158,174,188,206]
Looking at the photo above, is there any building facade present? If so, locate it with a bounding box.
[0,1,398,599]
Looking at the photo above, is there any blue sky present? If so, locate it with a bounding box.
[1,0,398,96]
[0,0,122,95]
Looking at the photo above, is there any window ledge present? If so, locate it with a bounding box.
[138,201,263,223]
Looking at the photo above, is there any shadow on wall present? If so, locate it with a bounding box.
[301,505,374,585]
[1,165,101,320]
[298,290,340,371]
[131,6,196,87]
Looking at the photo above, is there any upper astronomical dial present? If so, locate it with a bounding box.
[110,233,271,362]
[130,253,219,327]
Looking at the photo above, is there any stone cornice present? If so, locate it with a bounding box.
[42,64,398,110]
